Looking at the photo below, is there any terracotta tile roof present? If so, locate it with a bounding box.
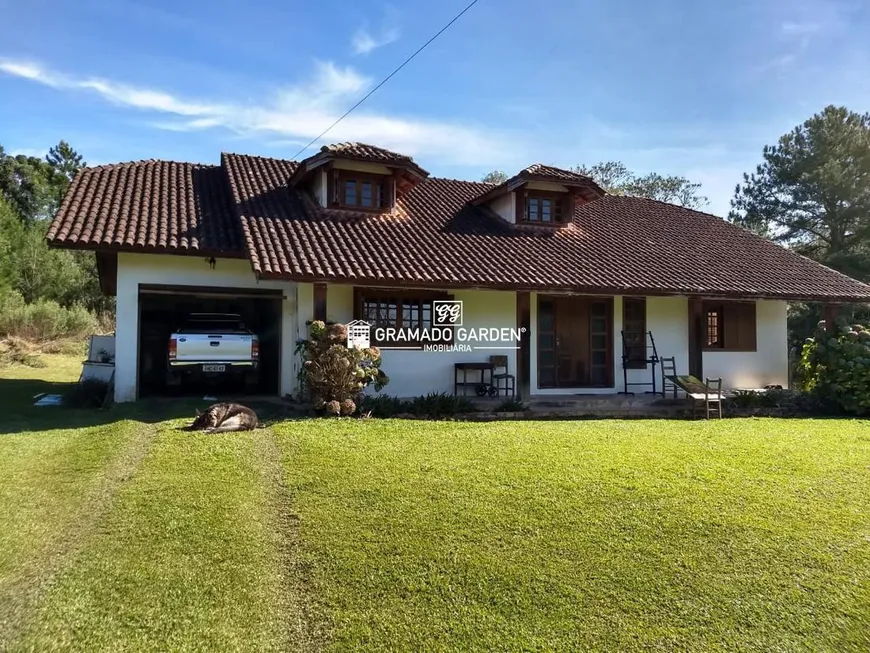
[522,163,595,184]
[46,160,243,257]
[47,152,870,302]
[289,142,430,188]
[222,152,870,302]
[320,142,416,165]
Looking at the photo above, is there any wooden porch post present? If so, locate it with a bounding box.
[516,291,531,399]
[824,303,840,333]
[687,298,703,379]
[313,282,328,322]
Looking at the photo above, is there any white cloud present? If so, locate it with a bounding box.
[0,57,515,165]
[351,26,400,55]
[8,147,47,158]
[0,58,215,116]
[780,21,820,36]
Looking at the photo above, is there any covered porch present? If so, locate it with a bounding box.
[301,283,793,398]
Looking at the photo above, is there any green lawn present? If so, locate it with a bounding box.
[1,358,869,651]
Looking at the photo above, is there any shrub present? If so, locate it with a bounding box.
[493,397,529,413]
[406,392,475,419]
[795,319,870,415]
[0,290,97,343]
[357,392,479,418]
[727,388,793,410]
[64,379,111,409]
[0,337,45,368]
[298,321,389,416]
[357,394,408,418]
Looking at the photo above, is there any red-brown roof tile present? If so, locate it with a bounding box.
[222,152,870,302]
[47,152,870,302]
[46,160,243,257]
[320,142,416,165]
[522,163,596,184]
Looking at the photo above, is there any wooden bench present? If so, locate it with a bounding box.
[664,374,724,419]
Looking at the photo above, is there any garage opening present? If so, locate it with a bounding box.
[137,285,283,398]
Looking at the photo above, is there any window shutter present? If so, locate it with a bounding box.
[331,169,340,205]
[722,302,756,350]
[723,308,738,349]
[736,302,757,350]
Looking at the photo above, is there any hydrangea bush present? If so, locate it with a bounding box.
[297,321,389,416]
[796,318,870,415]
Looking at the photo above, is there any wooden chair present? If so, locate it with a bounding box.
[692,377,724,419]
[490,355,516,397]
[660,356,678,398]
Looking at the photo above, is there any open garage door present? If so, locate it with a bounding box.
[137,285,283,398]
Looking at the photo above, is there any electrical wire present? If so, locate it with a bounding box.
[290,0,482,160]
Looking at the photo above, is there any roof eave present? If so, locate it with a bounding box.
[45,238,248,260]
[288,152,429,188]
[471,173,605,206]
[249,269,870,303]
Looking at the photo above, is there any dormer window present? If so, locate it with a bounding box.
[525,193,564,223]
[331,170,394,211]
[288,143,428,212]
[519,191,572,225]
[470,163,605,226]
[340,173,387,209]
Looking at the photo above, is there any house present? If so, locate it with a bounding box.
[46,142,870,402]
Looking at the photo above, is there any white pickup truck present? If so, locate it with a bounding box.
[167,313,259,389]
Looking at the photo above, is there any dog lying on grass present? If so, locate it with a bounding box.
[188,402,261,433]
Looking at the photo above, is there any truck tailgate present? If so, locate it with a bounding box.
[175,334,254,362]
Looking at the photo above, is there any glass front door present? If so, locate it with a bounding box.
[537,296,613,388]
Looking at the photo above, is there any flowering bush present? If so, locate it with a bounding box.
[795,318,870,415]
[297,321,388,416]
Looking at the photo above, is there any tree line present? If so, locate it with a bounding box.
[0,141,112,316]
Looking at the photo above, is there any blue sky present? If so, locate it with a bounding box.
[1,0,869,215]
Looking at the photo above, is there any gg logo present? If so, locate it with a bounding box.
[433,300,463,326]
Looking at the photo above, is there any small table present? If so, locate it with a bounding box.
[454,362,494,396]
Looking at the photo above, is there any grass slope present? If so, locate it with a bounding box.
[0,420,145,648]
[14,425,296,652]
[2,358,870,651]
[275,419,870,652]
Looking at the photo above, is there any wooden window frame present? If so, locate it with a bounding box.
[353,288,452,346]
[705,306,723,348]
[517,190,573,226]
[702,301,756,352]
[329,170,394,212]
[622,297,647,369]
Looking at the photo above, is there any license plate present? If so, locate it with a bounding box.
[202,364,226,373]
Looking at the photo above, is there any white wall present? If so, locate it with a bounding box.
[313,169,327,207]
[332,160,392,175]
[114,253,296,402]
[703,300,788,389]
[489,192,515,223]
[296,284,517,398]
[530,295,786,394]
[114,255,790,403]
[622,296,690,390]
[526,181,569,192]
